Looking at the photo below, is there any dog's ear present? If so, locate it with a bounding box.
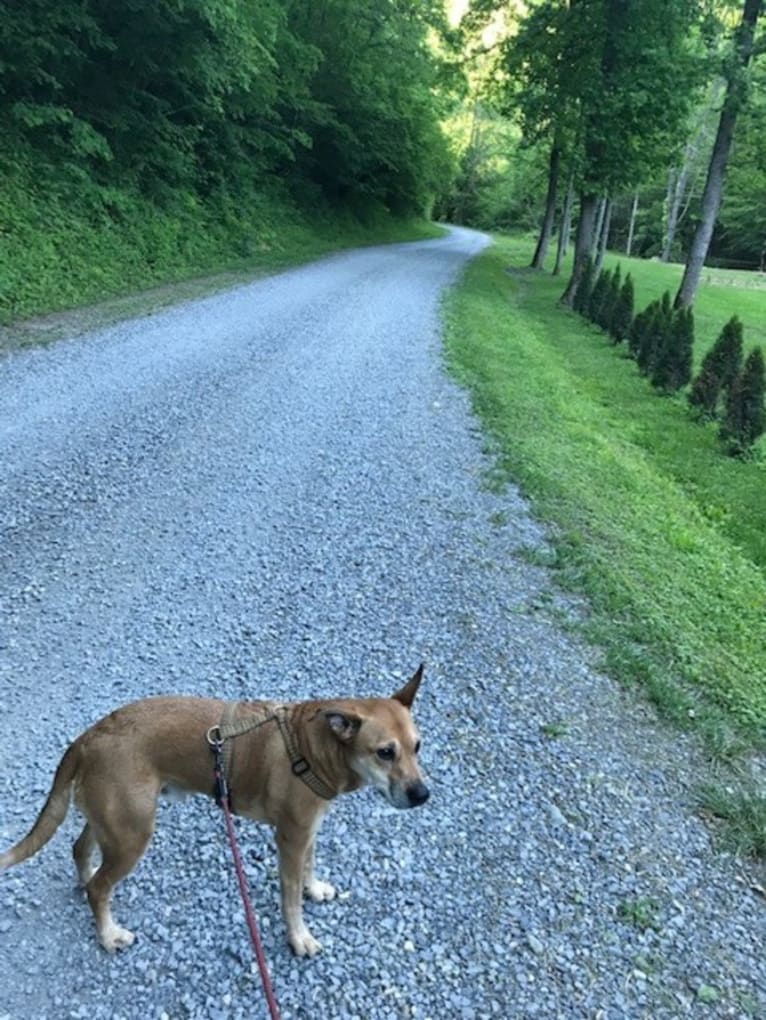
[391,663,424,709]
[325,710,363,743]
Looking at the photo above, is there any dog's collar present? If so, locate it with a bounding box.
[214,704,335,801]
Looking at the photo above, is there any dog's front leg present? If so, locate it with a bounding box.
[303,837,336,903]
[276,824,322,957]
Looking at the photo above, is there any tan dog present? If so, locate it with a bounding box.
[0,665,428,957]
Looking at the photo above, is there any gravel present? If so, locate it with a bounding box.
[0,226,764,1019]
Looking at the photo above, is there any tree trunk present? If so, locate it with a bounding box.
[553,173,574,275]
[594,198,612,274]
[662,156,690,262]
[674,0,761,308]
[626,191,639,255]
[592,197,607,256]
[560,193,598,306]
[531,143,561,269]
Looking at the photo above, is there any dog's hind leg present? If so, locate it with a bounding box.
[73,823,98,885]
[83,787,157,952]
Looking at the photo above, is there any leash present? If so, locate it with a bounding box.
[208,731,281,1020]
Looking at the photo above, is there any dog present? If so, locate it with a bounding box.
[0,665,428,957]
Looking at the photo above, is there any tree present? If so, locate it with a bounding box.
[559,0,701,306]
[675,0,763,307]
[718,60,766,267]
[572,254,596,314]
[720,346,765,454]
[487,0,580,270]
[689,315,744,415]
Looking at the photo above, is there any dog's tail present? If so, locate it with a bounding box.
[0,742,79,870]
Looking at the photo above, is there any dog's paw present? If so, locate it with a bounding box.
[99,924,136,953]
[304,878,337,903]
[288,927,323,958]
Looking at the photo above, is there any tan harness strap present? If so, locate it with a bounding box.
[213,703,335,802]
[272,706,335,801]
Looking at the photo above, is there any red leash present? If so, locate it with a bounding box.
[210,735,281,1020]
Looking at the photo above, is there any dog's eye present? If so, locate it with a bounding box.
[376,746,395,762]
[414,740,421,755]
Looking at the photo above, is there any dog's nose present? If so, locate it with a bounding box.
[406,781,430,807]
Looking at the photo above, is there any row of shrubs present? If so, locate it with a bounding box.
[572,257,765,457]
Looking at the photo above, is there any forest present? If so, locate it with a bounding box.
[0,0,456,320]
[1,1,763,323]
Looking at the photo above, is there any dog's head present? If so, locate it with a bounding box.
[325,664,429,809]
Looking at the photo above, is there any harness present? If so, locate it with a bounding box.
[206,703,335,802]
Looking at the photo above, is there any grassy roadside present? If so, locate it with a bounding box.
[0,164,443,353]
[444,234,766,852]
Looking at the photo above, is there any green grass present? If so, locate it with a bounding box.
[696,783,766,858]
[595,252,766,371]
[0,165,443,330]
[444,235,766,758]
[540,236,766,370]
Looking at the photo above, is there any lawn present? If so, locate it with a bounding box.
[444,233,766,756]
[594,248,766,371]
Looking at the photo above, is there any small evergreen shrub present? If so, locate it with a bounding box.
[689,316,744,418]
[637,297,671,376]
[598,264,621,332]
[651,307,694,393]
[587,268,610,323]
[628,302,655,359]
[610,272,634,344]
[720,347,765,457]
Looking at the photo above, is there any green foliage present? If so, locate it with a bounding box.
[628,303,654,360]
[720,347,766,457]
[572,255,596,315]
[651,308,695,394]
[610,272,634,344]
[587,268,610,324]
[0,162,439,324]
[697,782,766,858]
[636,297,672,376]
[0,0,453,224]
[689,316,744,417]
[597,264,621,333]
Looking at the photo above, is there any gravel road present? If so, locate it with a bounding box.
[0,227,763,1019]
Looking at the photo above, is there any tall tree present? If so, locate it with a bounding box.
[560,0,701,306]
[675,0,763,307]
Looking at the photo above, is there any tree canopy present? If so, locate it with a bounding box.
[0,0,454,216]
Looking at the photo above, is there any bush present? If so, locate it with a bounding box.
[610,272,634,344]
[720,347,765,456]
[598,264,621,332]
[628,301,655,359]
[689,315,744,418]
[587,268,611,323]
[636,294,672,376]
[651,307,694,393]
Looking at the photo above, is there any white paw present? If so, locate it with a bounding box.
[288,927,323,958]
[305,878,337,903]
[99,924,135,953]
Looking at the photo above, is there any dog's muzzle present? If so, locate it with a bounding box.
[405,780,430,808]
